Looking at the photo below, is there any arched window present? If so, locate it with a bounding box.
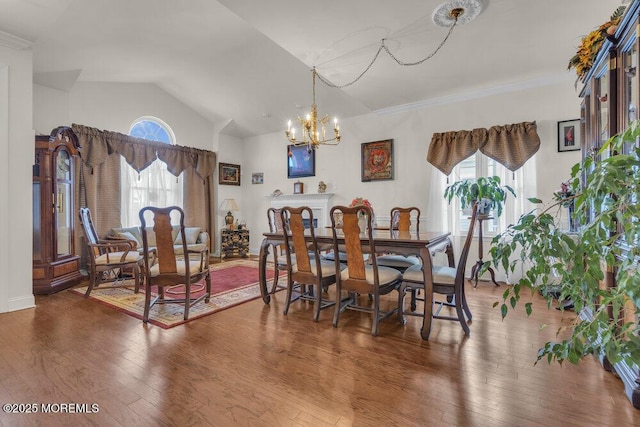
[121,117,183,227]
[130,117,175,144]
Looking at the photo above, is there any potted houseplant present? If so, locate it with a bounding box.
[444,175,515,217]
[488,121,640,367]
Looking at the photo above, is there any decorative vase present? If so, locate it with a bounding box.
[225,211,234,226]
[358,213,368,233]
[477,198,492,216]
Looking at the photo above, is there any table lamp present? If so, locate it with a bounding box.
[220,198,239,227]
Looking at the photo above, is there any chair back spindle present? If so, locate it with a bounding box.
[284,207,313,274]
[456,203,478,288]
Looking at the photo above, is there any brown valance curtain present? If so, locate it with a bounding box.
[71,123,217,262]
[72,123,216,181]
[427,121,540,175]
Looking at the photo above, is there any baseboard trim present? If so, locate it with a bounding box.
[3,294,35,313]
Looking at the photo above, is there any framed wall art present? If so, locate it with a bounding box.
[361,139,393,181]
[251,172,264,184]
[287,144,315,178]
[557,119,581,152]
[219,162,241,185]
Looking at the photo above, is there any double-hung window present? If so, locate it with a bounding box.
[448,153,523,239]
[441,151,534,285]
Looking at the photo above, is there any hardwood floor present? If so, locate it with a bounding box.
[0,277,638,426]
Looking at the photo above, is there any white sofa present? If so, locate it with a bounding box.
[109,226,209,255]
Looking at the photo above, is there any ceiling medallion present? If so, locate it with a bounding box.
[432,0,484,27]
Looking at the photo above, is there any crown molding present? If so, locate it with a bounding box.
[0,30,32,50]
[374,72,574,116]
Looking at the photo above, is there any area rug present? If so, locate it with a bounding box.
[69,259,283,329]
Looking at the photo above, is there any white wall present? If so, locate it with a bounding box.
[0,45,35,312]
[67,82,215,150]
[240,80,584,262]
[214,132,244,254]
[33,84,70,135]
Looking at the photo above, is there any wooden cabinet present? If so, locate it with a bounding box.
[221,229,250,259]
[33,129,84,294]
[579,1,640,408]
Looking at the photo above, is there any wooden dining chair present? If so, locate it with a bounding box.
[377,207,422,307]
[280,206,341,321]
[139,206,211,323]
[330,205,402,336]
[391,206,421,232]
[377,206,421,270]
[78,207,143,297]
[398,203,478,336]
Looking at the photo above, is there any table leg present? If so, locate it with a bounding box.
[258,238,272,304]
[270,248,280,294]
[419,246,433,340]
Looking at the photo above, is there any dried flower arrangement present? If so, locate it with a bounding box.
[568,6,626,82]
[349,197,372,210]
[349,197,373,221]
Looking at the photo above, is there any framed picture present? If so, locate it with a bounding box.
[557,120,581,152]
[219,162,241,185]
[361,139,393,181]
[251,172,264,184]
[287,145,315,178]
[293,181,304,194]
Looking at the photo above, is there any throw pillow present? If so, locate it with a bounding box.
[175,227,202,245]
[116,230,140,248]
[144,227,157,247]
[111,227,143,246]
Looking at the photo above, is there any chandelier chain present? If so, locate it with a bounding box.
[315,17,458,90]
[286,10,464,148]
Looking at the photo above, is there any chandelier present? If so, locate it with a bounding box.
[285,67,340,149]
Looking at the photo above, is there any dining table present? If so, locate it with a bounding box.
[258,228,452,340]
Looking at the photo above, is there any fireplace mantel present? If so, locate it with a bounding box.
[266,193,334,202]
[266,193,334,228]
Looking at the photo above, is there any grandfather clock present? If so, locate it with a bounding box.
[33,128,84,294]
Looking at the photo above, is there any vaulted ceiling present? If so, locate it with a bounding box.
[0,0,626,137]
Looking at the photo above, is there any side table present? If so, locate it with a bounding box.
[221,228,250,260]
[469,215,499,287]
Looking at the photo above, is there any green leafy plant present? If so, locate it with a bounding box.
[444,175,515,217]
[489,121,640,366]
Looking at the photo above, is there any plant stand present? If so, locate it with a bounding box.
[469,215,499,287]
